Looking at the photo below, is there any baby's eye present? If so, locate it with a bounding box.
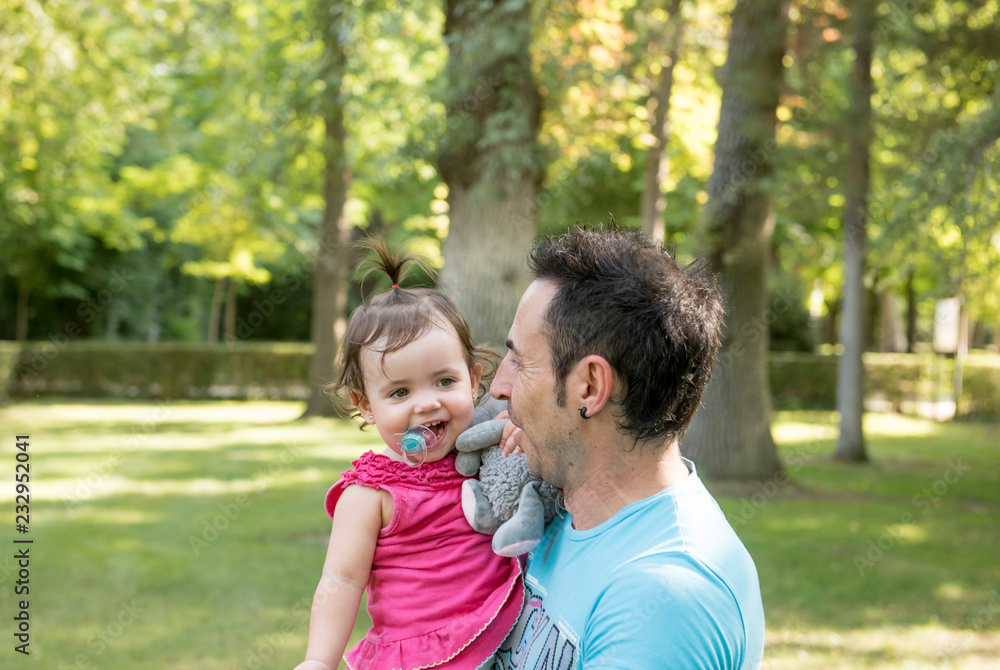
[389,388,409,399]
[437,377,457,388]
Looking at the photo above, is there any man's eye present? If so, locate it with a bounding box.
[389,388,409,399]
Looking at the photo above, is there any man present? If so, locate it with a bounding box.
[487,226,764,669]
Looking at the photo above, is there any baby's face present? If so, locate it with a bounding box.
[355,324,482,464]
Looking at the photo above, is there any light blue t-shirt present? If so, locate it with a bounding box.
[487,460,764,670]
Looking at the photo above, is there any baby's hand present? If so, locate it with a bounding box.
[493,411,526,457]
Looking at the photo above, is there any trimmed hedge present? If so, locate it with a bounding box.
[9,341,312,401]
[768,352,839,410]
[768,351,998,419]
[0,341,23,405]
[3,341,998,418]
[959,354,1000,419]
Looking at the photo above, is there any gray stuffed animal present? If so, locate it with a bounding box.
[455,397,560,557]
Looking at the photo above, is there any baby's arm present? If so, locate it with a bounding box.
[294,484,382,670]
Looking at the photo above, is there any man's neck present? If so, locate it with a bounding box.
[563,440,690,531]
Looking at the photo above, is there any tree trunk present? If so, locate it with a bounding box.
[207,278,224,342]
[835,0,875,463]
[639,0,684,243]
[953,302,969,414]
[302,0,352,418]
[971,319,987,349]
[863,285,878,350]
[437,0,543,351]
[681,0,786,481]
[823,299,840,346]
[15,284,28,342]
[906,269,917,353]
[224,277,237,343]
[879,290,905,352]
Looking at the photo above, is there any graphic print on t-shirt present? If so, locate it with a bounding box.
[490,581,577,670]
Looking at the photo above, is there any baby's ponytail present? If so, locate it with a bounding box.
[360,237,431,297]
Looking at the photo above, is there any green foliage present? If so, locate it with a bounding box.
[11,341,312,400]
[1,0,997,355]
[767,277,817,352]
[768,351,1000,419]
[768,352,840,409]
[0,340,22,404]
[438,0,544,187]
[771,0,1000,331]
[0,0,155,302]
[960,354,1000,419]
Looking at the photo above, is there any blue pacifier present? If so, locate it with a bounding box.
[396,425,435,467]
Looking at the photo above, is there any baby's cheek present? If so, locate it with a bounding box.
[453,407,476,434]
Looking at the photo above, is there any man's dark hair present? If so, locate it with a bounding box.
[529,224,724,444]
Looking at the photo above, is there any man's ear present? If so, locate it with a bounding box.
[350,390,372,422]
[567,355,614,418]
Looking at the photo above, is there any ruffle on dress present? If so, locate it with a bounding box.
[326,451,468,518]
[344,562,524,670]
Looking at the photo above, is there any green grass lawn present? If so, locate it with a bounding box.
[0,399,996,669]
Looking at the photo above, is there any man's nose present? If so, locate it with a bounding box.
[490,353,513,400]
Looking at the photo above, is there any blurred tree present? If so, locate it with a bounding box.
[834,0,875,463]
[635,0,685,243]
[302,0,352,417]
[0,0,156,339]
[875,0,1000,344]
[437,0,545,350]
[681,0,786,480]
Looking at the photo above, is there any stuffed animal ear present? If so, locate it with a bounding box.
[456,418,507,453]
[472,396,507,424]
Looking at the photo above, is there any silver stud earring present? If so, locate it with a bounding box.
[368,414,374,423]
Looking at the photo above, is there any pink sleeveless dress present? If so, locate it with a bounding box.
[326,451,524,670]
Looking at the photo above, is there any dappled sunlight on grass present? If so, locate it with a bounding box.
[763,626,1000,669]
[10,398,307,426]
[770,413,838,446]
[862,412,938,438]
[2,398,997,669]
[69,507,163,525]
